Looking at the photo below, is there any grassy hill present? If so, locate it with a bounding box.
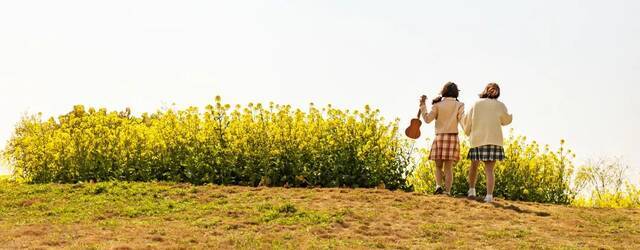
[0,180,638,249]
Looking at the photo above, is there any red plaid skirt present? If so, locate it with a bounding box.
[429,133,460,161]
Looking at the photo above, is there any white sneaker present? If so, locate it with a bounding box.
[467,188,476,198]
[484,194,494,203]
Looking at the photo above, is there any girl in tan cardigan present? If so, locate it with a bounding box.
[419,82,465,195]
[463,83,512,202]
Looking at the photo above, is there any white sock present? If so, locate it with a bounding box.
[468,188,476,196]
[484,194,493,202]
[436,185,442,189]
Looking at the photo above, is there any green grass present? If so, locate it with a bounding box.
[1,180,639,249]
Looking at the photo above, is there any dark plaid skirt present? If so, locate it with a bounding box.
[467,145,505,161]
[429,133,460,161]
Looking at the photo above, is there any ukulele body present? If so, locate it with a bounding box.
[404,118,422,139]
[404,110,422,140]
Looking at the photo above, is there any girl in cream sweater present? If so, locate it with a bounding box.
[420,82,465,195]
[463,83,512,202]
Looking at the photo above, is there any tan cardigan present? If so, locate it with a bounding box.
[420,97,465,134]
[463,99,513,148]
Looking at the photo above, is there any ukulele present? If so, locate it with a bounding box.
[405,95,426,139]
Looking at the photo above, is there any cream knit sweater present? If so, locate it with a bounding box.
[420,97,465,134]
[463,99,513,148]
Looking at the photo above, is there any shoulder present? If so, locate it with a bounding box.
[482,98,504,106]
[472,99,484,106]
[495,100,508,108]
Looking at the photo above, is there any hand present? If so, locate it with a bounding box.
[419,95,427,105]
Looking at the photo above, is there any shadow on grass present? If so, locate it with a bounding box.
[491,202,551,217]
[459,196,551,217]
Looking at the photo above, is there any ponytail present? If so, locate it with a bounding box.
[432,96,443,105]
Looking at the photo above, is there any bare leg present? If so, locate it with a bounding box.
[443,161,454,193]
[434,160,444,188]
[484,161,496,196]
[468,160,480,189]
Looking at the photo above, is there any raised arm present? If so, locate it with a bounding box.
[420,103,437,124]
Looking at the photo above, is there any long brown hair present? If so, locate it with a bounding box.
[479,83,500,99]
[432,82,459,104]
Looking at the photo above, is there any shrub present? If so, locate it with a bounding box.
[2,97,414,190]
[572,158,640,208]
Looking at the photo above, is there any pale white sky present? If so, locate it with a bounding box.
[1,1,639,180]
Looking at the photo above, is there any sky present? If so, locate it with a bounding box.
[1,0,639,180]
